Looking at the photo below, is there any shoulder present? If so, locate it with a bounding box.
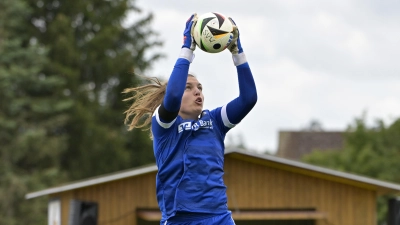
[152,105,179,129]
[204,107,234,135]
[152,109,182,139]
[209,106,235,129]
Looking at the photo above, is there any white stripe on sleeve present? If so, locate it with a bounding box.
[153,105,176,129]
[221,105,236,128]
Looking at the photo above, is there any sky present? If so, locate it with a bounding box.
[127,0,400,154]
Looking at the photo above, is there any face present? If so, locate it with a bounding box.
[179,76,204,120]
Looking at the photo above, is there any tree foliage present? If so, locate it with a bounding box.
[0,0,69,223]
[1,0,163,223]
[23,0,163,180]
[302,115,400,225]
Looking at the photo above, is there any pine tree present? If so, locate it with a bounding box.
[24,0,163,179]
[1,0,163,222]
[0,0,70,223]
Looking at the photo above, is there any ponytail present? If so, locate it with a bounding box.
[123,76,167,133]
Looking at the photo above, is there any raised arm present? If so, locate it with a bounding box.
[158,14,198,123]
[224,18,258,125]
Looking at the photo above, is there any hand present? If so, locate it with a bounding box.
[227,17,243,55]
[182,13,198,50]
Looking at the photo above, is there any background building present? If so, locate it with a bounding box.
[27,150,400,225]
[276,131,345,161]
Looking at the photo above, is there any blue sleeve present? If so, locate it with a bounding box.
[160,58,190,121]
[226,62,258,124]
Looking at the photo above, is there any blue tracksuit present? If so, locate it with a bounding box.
[151,52,257,224]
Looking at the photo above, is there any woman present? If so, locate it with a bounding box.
[123,13,257,225]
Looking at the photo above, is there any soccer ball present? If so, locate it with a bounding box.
[192,12,234,53]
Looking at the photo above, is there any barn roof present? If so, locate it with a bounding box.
[26,149,400,199]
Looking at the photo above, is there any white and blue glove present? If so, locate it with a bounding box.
[180,13,197,62]
[182,13,198,50]
[228,17,246,66]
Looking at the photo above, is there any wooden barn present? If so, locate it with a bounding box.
[26,149,400,225]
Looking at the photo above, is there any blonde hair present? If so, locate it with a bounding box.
[122,76,167,132]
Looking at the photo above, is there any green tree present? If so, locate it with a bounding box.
[1,0,163,223]
[0,0,71,224]
[24,0,163,180]
[302,116,400,225]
